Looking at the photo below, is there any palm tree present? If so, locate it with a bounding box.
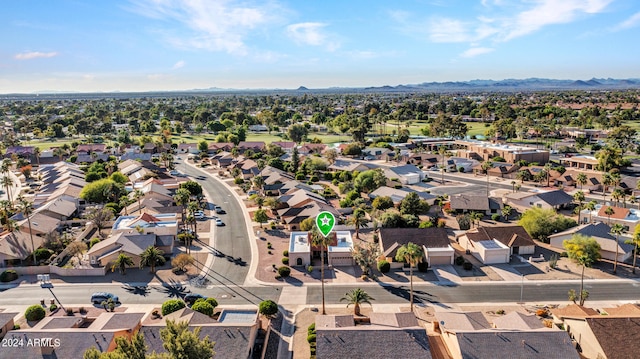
[481,160,493,196]
[33,147,41,166]
[501,205,513,221]
[395,242,424,312]
[133,189,144,214]
[340,288,374,316]
[610,223,625,274]
[602,172,613,200]
[173,188,191,229]
[0,175,14,203]
[438,146,448,184]
[16,195,36,264]
[627,225,640,274]
[573,191,585,211]
[470,211,484,228]
[347,208,368,239]
[605,206,615,225]
[563,234,601,306]
[576,173,587,190]
[53,147,66,161]
[611,188,625,207]
[140,246,166,273]
[543,163,553,187]
[111,253,134,275]
[310,227,333,315]
[586,201,597,223]
[252,176,265,194]
[119,196,131,216]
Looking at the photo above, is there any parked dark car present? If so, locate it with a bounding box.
[184,293,207,305]
[91,292,119,304]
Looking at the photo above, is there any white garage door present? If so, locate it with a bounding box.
[330,256,353,266]
[429,255,452,266]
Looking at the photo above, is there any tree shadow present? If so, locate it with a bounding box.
[283,276,303,287]
[121,283,150,297]
[153,279,190,299]
[380,284,450,309]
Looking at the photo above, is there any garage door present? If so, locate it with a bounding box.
[330,256,353,266]
[429,255,452,265]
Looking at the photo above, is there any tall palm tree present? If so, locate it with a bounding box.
[573,191,585,211]
[16,195,36,264]
[586,201,597,223]
[481,160,493,196]
[563,234,601,305]
[0,199,12,230]
[310,227,333,315]
[576,173,587,190]
[395,242,424,312]
[133,189,144,214]
[347,208,368,239]
[611,189,625,207]
[627,226,640,274]
[605,206,615,225]
[602,172,613,200]
[119,196,131,216]
[140,246,165,273]
[111,253,134,275]
[0,175,14,204]
[33,147,41,166]
[173,188,191,229]
[610,223,625,274]
[340,288,374,316]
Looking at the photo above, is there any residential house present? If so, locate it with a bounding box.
[271,141,296,153]
[407,153,439,167]
[209,151,235,168]
[383,164,424,185]
[473,162,520,178]
[491,312,545,330]
[559,154,599,170]
[298,143,326,155]
[449,193,502,215]
[361,147,391,160]
[378,227,454,267]
[76,143,106,156]
[263,180,302,197]
[87,232,173,268]
[177,143,198,154]
[288,231,354,267]
[142,308,259,359]
[458,226,536,262]
[602,303,640,316]
[237,141,265,153]
[248,124,268,132]
[233,159,260,180]
[0,312,17,339]
[455,139,550,164]
[552,304,640,359]
[328,159,373,173]
[315,313,432,359]
[504,189,574,211]
[34,196,77,220]
[580,204,640,232]
[259,166,295,186]
[118,159,155,184]
[207,142,235,154]
[2,312,144,358]
[278,201,340,231]
[5,146,35,161]
[368,186,435,205]
[549,223,634,262]
[111,212,178,239]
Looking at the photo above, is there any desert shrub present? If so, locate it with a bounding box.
[549,254,559,269]
[89,238,101,249]
[307,334,316,344]
[463,261,473,271]
[310,175,319,182]
[49,304,58,311]
[270,221,276,230]
[282,250,289,257]
[191,301,214,316]
[25,305,46,321]
[281,257,289,265]
[13,324,20,330]
[491,214,501,221]
[560,251,568,257]
[496,309,505,315]
[66,308,74,316]
[536,309,549,317]
[308,323,316,335]
[259,300,278,318]
[79,307,86,314]
[456,214,471,230]
[278,266,291,277]
[34,248,53,261]
[377,260,390,273]
[455,256,465,266]
[417,261,428,272]
[234,177,244,184]
[161,299,186,316]
[267,242,273,249]
[437,218,447,228]
[204,297,218,309]
[307,265,313,273]
[0,269,18,282]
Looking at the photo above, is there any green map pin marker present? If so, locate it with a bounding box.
[316,211,336,237]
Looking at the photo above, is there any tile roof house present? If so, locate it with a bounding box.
[298,143,326,155]
[0,312,17,339]
[207,142,235,153]
[271,141,296,153]
[449,193,502,215]
[327,159,373,173]
[368,186,435,205]
[315,315,355,329]
[491,312,545,330]
[316,328,432,359]
[378,227,454,267]
[551,304,599,322]
[458,226,536,263]
[549,222,634,262]
[504,189,574,211]
[579,204,640,232]
[383,164,424,185]
[237,141,266,153]
[602,303,640,316]
[450,331,578,359]
[288,231,354,267]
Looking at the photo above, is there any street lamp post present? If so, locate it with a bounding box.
[38,274,66,312]
[520,274,524,303]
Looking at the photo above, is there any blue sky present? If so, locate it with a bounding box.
[1,0,639,93]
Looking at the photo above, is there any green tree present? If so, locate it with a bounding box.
[161,299,186,316]
[340,288,374,316]
[399,192,428,216]
[353,169,386,194]
[481,160,494,196]
[111,253,134,275]
[519,207,577,242]
[347,208,368,239]
[80,179,124,203]
[395,242,424,312]
[576,172,587,190]
[351,241,379,277]
[573,191,585,211]
[198,140,208,153]
[160,319,215,359]
[254,209,268,228]
[17,195,37,264]
[604,206,615,225]
[173,188,191,230]
[626,226,640,274]
[140,246,165,273]
[259,299,278,318]
[191,300,214,317]
[610,223,625,274]
[287,123,308,143]
[563,234,601,306]
[179,180,203,197]
[86,207,115,238]
[501,205,513,221]
[372,196,394,211]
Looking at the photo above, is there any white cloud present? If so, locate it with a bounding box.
[172,60,185,69]
[127,0,281,55]
[502,0,612,41]
[14,51,58,60]
[612,11,640,31]
[286,22,340,51]
[428,18,474,43]
[460,47,494,58]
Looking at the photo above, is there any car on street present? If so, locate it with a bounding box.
[214,206,225,214]
[169,170,180,176]
[194,210,206,220]
[215,218,225,226]
[184,293,207,306]
[91,292,119,304]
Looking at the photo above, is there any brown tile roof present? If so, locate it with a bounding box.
[466,226,535,248]
[369,312,418,328]
[597,205,630,220]
[551,304,599,319]
[491,312,545,330]
[379,228,451,259]
[586,317,640,359]
[602,303,640,316]
[315,314,355,329]
[434,311,491,331]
